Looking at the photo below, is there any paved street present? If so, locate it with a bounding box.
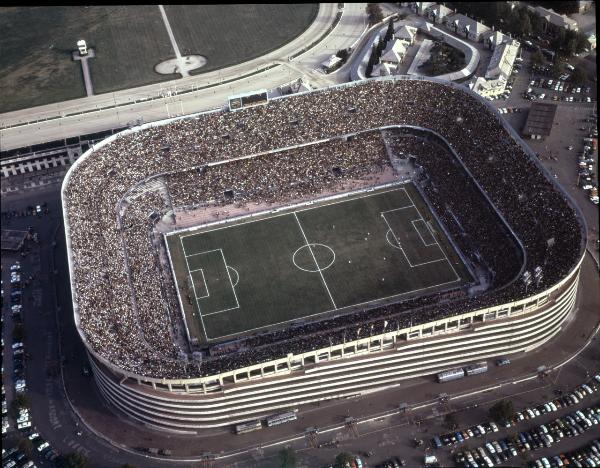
[1,5,598,467]
[0,3,368,151]
[2,174,598,467]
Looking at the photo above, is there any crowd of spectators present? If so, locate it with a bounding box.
[63,78,584,381]
[167,132,388,209]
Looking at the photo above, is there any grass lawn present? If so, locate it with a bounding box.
[164,4,318,76]
[167,184,472,343]
[0,5,317,113]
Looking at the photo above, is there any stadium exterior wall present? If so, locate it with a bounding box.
[89,263,580,430]
[61,75,587,432]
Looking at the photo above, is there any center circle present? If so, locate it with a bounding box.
[292,243,335,273]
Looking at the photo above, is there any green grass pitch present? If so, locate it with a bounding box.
[166,184,472,343]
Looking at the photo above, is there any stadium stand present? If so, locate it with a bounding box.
[62,76,585,430]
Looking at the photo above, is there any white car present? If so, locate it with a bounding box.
[17,421,32,430]
[10,263,21,271]
[28,432,40,441]
[539,94,546,99]
[12,342,24,350]
[36,441,50,452]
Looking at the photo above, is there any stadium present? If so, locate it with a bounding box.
[61,76,586,433]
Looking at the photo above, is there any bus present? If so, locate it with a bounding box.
[437,368,465,383]
[265,411,297,427]
[465,361,488,376]
[234,420,262,434]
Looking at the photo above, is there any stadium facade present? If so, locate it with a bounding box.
[61,77,586,432]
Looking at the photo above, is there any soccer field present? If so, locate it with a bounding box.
[166,185,472,342]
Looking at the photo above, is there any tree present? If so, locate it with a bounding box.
[489,399,515,423]
[335,49,350,62]
[377,35,386,55]
[366,3,383,25]
[531,48,544,66]
[10,393,29,416]
[530,13,545,36]
[13,323,25,341]
[518,12,532,38]
[571,67,587,85]
[551,55,564,76]
[18,437,34,457]
[575,31,589,53]
[565,37,577,56]
[58,452,88,468]
[334,452,355,468]
[551,28,567,52]
[279,447,297,468]
[385,17,395,42]
[368,44,378,66]
[444,412,459,430]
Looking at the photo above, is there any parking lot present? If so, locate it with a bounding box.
[2,207,62,468]
[433,375,600,467]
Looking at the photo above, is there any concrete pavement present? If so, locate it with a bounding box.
[0,3,369,151]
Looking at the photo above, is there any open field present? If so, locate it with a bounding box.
[166,184,472,343]
[0,5,317,113]
[164,4,318,76]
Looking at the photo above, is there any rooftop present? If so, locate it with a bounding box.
[522,102,558,137]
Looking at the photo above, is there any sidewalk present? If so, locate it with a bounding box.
[60,253,599,462]
[0,4,340,127]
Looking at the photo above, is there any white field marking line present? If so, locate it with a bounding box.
[179,187,411,239]
[292,243,336,273]
[403,190,461,282]
[381,213,415,267]
[191,268,209,299]
[157,5,189,77]
[293,212,337,309]
[207,276,462,341]
[180,236,209,337]
[202,305,241,317]
[381,213,446,267]
[191,249,240,317]
[227,266,240,287]
[385,229,402,250]
[411,219,437,246]
[173,181,411,239]
[184,247,222,258]
[380,205,415,215]
[220,249,240,309]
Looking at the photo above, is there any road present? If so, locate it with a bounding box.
[1,7,598,467]
[2,170,598,467]
[0,3,369,151]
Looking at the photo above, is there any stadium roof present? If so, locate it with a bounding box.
[522,102,558,137]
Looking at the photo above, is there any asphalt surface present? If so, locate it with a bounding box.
[0,3,369,151]
[1,7,598,467]
[1,171,598,468]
